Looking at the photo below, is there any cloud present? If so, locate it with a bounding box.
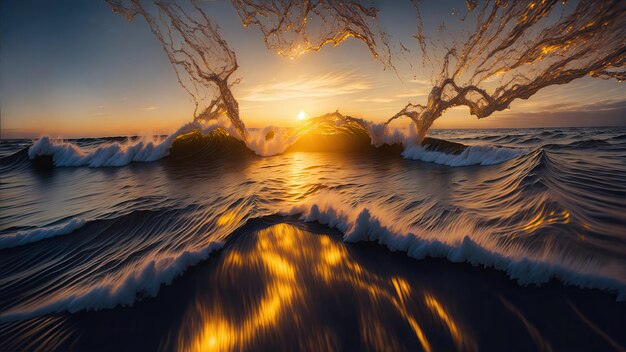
[497,99,626,127]
[240,71,378,102]
[514,98,626,114]
[395,92,429,99]
[142,106,158,111]
[354,97,396,103]
[407,78,431,85]
[567,99,626,112]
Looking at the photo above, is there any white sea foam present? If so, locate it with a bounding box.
[2,192,624,323]
[402,144,527,166]
[0,241,223,323]
[28,116,526,167]
[285,194,626,300]
[27,119,240,167]
[366,122,418,147]
[368,122,527,166]
[0,218,86,250]
[28,119,305,164]
[244,126,301,157]
[26,106,529,169]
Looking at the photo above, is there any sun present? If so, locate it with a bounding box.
[297,111,306,121]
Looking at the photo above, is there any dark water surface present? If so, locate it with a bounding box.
[1,127,625,351]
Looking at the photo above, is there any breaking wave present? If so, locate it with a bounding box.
[1,127,624,323]
[285,195,626,300]
[0,218,86,250]
[402,144,527,166]
[2,196,624,323]
[26,121,239,167]
[23,119,526,168]
[0,241,223,323]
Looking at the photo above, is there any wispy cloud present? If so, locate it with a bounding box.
[395,92,429,99]
[555,99,626,111]
[497,99,626,127]
[512,98,626,114]
[355,97,396,103]
[240,71,377,102]
[142,106,158,111]
[408,78,431,85]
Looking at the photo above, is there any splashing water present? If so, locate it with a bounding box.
[104,0,395,144]
[3,2,626,347]
[106,0,247,139]
[3,126,626,327]
[386,0,626,141]
[27,0,622,167]
[231,0,393,67]
[27,119,244,167]
[103,0,625,147]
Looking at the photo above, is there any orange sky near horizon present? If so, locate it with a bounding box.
[1,0,624,139]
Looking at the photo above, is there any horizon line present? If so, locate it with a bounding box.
[2,124,625,140]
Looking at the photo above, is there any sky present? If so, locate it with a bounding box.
[1,0,625,138]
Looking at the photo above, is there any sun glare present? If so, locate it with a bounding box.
[297,111,306,121]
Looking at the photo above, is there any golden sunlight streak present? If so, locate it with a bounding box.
[174,224,473,351]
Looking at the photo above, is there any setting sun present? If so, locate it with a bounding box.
[297,111,306,121]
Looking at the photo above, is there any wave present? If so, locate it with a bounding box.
[402,144,527,166]
[0,241,223,323]
[23,117,530,169]
[1,127,623,323]
[611,133,626,141]
[0,202,239,323]
[284,195,626,300]
[1,179,623,322]
[541,138,618,151]
[0,148,31,173]
[564,139,613,149]
[27,120,243,168]
[0,218,86,250]
[167,128,253,161]
[518,137,542,145]
[0,147,29,166]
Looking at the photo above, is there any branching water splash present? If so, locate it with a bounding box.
[387,0,626,141]
[105,0,625,146]
[106,0,247,139]
[231,0,392,67]
[105,0,393,144]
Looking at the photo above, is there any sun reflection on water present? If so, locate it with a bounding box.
[175,223,474,351]
[523,210,571,232]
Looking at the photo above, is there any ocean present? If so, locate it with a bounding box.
[1,125,625,351]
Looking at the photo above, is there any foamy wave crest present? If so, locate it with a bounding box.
[28,119,241,167]
[244,126,301,157]
[27,115,526,166]
[0,241,223,323]
[402,144,527,166]
[285,194,626,300]
[0,218,86,250]
[367,122,418,147]
[243,120,405,156]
